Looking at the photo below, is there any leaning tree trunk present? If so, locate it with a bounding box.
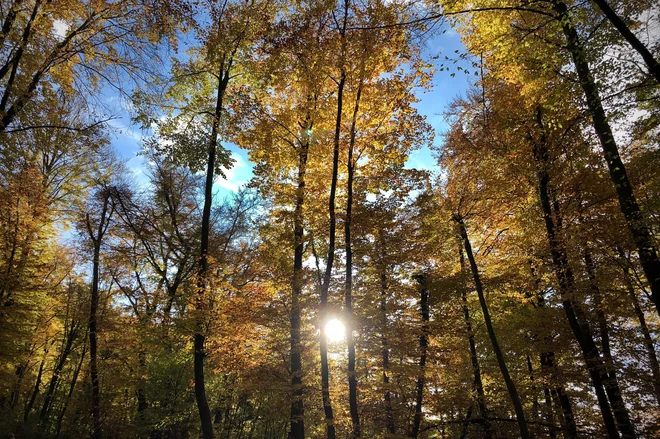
[528,261,577,438]
[0,0,24,50]
[459,247,492,439]
[531,111,635,438]
[590,0,660,83]
[0,5,98,134]
[40,321,78,423]
[410,274,430,439]
[552,0,660,317]
[618,250,660,405]
[24,347,48,422]
[55,339,86,437]
[456,218,530,439]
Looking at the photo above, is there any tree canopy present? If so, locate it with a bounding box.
[1,0,659,438]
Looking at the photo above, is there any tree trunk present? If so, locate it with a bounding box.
[24,347,48,422]
[456,218,530,439]
[619,251,660,405]
[87,193,112,439]
[40,322,78,423]
[0,0,24,49]
[410,274,430,439]
[531,112,634,438]
[526,355,539,428]
[10,361,27,410]
[590,0,660,83]
[379,266,396,436]
[288,120,311,439]
[459,247,491,439]
[345,79,363,439]
[0,0,41,111]
[196,68,230,439]
[552,0,660,317]
[137,350,148,414]
[529,262,577,438]
[583,248,618,384]
[542,387,557,439]
[56,340,87,438]
[0,11,97,133]
[318,1,351,433]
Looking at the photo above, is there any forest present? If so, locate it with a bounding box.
[0,0,659,438]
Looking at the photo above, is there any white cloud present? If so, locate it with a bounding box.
[214,151,252,192]
[107,118,143,141]
[52,20,69,40]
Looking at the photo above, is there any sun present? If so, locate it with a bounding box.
[325,318,346,343]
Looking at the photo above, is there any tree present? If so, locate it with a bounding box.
[81,181,119,439]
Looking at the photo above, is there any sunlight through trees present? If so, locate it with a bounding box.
[1,0,659,438]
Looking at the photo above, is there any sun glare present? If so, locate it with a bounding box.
[325,318,346,343]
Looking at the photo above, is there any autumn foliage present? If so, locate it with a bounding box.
[0,0,659,438]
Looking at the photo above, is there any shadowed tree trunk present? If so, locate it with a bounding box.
[455,217,530,439]
[0,0,24,50]
[583,248,618,383]
[137,350,148,414]
[528,261,576,438]
[56,339,87,438]
[345,77,363,439]
[552,0,660,318]
[543,387,557,439]
[318,1,351,435]
[590,0,660,83]
[379,265,396,436]
[618,250,660,405]
[531,108,635,439]
[196,64,231,439]
[526,355,539,428]
[410,274,430,439]
[0,8,99,134]
[288,115,312,439]
[24,345,48,422]
[0,0,41,114]
[40,316,80,423]
[85,189,115,439]
[458,247,492,439]
[375,227,395,436]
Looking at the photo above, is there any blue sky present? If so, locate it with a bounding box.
[105,24,472,200]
